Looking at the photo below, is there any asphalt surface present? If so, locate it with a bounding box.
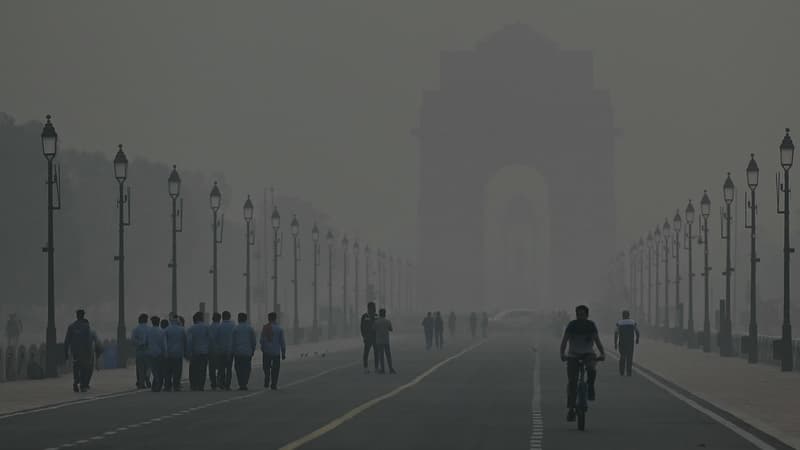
[0,331,777,450]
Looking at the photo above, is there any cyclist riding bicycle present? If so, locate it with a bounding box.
[559,304,606,422]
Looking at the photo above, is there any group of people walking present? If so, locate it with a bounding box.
[422,311,489,349]
[131,310,286,392]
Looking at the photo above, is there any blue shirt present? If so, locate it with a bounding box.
[187,322,211,355]
[232,323,256,357]
[259,323,286,357]
[164,322,187,358]
[131,323,150,354]
[145,326,166,357]
[217,320,235,355]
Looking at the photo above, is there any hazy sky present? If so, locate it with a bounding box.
[2,0,799,255]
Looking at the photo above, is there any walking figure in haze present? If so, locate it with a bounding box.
[560,305,606,422]
[208,312,222,390]
[132,313,151,389]
[6,313,22,347]
[164,313,186,391]
[187,312,211,391]
[63,309,100,392]
[146,315,166,392]
[360,302,379,373]
[469,312,478,338]
[422,312,434,350]
[373,308,396,374]
[260,312,286,390]
[448,311,456,338]
[434,312,445,349]
[218,311,236,390]
[614,310,640,377]
[481,312,489,338]
[232,313,256,390]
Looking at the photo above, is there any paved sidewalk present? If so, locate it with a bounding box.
[616,335,800,448]
[0,335,373,416]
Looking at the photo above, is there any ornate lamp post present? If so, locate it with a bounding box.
[113,145,131,368]
[776,129,795,371]
[168,165,182,316]
[271,206,281,315]
[41,116,61,377]
[243,196,255,318]
[720,172,736,356]
[342,235,350,334]
[700,190,712,352]
[744,155,760,362]
[388,254,394,311]
[327,230,335,338]
[210,182,224,313]
[638,237,645,321]
[312,224,320,341]
[662,219,672,334]
[654,226,662,329]
[354,240,360,320]
[647,231,654,327]
[365,245,372,303]
[291,215,300,343]
[684,200,696,348]
[673,210,683,338]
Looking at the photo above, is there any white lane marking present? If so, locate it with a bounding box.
[40,361,357,450]
[0,389,144,421]
[530,347,544,450]
[607,352,776,450]
[278,341,486,450]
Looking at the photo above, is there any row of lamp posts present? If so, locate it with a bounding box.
[624,129,795,371]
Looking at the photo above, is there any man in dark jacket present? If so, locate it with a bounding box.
[64,310,97,392]
[360,302,378,374]
[232,313,256,390]
[434,312,444,349]
[422,312,434,350]
[187,312,211,391]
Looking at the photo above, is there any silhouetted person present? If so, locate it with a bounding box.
[146,315,166,392]
[469,312,478,338]
[187,312,211,391]
[260,312,286,390]
[422,312,434,350]
[232,313,256,390]
[6,313,22,347]
[374,308,395,374]
[434,312,444,349]
[448,312,456,338]
[131,313,150,389]
[481,312,489,338]
[208,312,222,390]
[64,309,97,392]
[164,314,186,391]
[560,305,606,422]
[217,311,235,390]
[360,302,378,373]
[614,310,640,377]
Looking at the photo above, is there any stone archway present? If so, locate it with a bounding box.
[415,24,617,311]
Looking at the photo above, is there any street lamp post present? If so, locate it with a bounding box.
[41,116,61,378]
[745,154,760,363]
[327,230,334,338]
[291,215,300,343]
[700,190,712,352]
[354,240,360,320]
[210,182,224,313]
[312,225,321,340]
[685,200,696,348]
[388,255,394,311]
[168,165,182,316]
[776,129,794,371]
[663,218,672,336]
[271,207,281,315]
[342,235,349,334]
[720,172,735,356]
[243,196,255,318]
[638,238,645,321]
[113,145,131,368]
[654,227,661,329]
[647,232,654,327]
[673,210,683,340]
[365,245,372,303]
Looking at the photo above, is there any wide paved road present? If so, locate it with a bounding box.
[0,332,784,449]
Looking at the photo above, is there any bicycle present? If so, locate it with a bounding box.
[569,354,604,431]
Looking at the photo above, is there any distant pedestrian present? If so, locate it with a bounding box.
[448,312,456,338]
[164,314,187,391]
[469,312,478,338]
[187,312,211,391]
[434,312,444,349]
[422,312,434,350]
[217,311,235,390]
[6,313,22,348]
[614,310,640,377]
[260,312,286,390]
[373,308,395,374]
[360,302,378,374]
[146,315,166,392]
[232,313,256,390]
[64,309,98,392]
[208,312,222,390]
[481,312,489,338]
[131,313,151,389]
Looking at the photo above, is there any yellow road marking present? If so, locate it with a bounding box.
[279,341,487,450]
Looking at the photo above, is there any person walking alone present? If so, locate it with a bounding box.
[64,310,98,392]
[260,312,286,390]
[614,310,640,377]
[232,313,256,390]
